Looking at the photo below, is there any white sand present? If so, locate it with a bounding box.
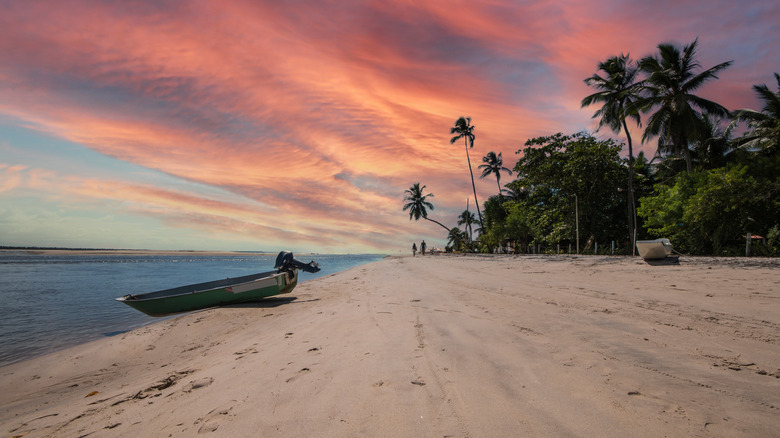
[1,255,779,437]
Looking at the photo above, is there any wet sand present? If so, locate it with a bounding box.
[1,255,779,437]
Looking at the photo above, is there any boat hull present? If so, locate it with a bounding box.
[636,239,673,260]
[116,270,298,317]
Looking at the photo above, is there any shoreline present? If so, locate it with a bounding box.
[0,253,383,368]
[2,255,779,436]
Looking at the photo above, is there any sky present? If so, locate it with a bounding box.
[1,0,778,254]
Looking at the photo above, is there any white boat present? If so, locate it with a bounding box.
[635,238,673,260]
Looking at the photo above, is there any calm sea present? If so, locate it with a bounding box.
[0,252,385,367]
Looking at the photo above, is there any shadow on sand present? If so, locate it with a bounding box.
[225,296,321,309]
[644,256,680,266]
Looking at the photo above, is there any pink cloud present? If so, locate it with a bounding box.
[0,0,777,251]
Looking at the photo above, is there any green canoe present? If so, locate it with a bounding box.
[116,251,319,317]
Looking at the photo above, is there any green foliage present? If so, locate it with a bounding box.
[766,226,780,256]
[512,132,629,247]
[402,39,777,258]
[638,39,733,173]
[478,151,513,196]
[732,73,780,156]
[402,183,434,221]
[447,227,470,252]
[638,163,779,255]
[467,132,635,253]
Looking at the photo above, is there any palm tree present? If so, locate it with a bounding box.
[403,183,463,247]
[450,116,484,230]
[447,228,469,252]
[582,54,642,161]
[582,54,643,254]
[638,38,733,173]
[691,112,736,169]
[457,206,477,242]
[478,151,513,197]
[732,73,780,155]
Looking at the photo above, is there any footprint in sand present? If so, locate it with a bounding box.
[197,400,236,434]
[285,367,311,383]
[183,377,214,393]
[234,347,258,360]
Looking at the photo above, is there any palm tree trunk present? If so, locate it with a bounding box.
[621,118,637,256]
[425,217,451,234]
[464,139,485,230]
[466,198,473,242]
[684,144,693,173]
[674,132,693,173]
[496,177,502,198]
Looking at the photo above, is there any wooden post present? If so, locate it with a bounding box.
[746,233,752,257]
[575,195,580,254]
[611,240,615,255]
[594,241,598,254]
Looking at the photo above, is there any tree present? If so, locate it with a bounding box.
[732,73,780,155]
[478,151,513,197]
[691,112,736,170]
[639,38,733,173]
[513,132,629,250]
[447,228,469,252]
[457,207,477,242]
[450,116,484,230]
[637,165,777,255]
[624,151,655,241]
[403,183,452,234]
[403,183,466,248]
[582,53,643,253]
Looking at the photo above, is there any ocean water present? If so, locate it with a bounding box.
[0,252,385,367]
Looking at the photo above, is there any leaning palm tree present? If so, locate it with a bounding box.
[403,183,463,247]
[450,116,484,230]
[731,73,780,155]
[638,38,733,173]
[582,54,643,253]
[478,151,512,197]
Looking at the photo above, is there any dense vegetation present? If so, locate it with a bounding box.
[404,40,779,256]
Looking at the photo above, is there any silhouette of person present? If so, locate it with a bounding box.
[412,242,417,257]
[421,240,427,256]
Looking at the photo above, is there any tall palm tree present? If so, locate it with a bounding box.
[403,183,458,237]
[478,151,513,197]
[582,54,642,253]
[457,206,477,242]
[638,38,733,173]
[732,73,780,155]
[450,116,484,230]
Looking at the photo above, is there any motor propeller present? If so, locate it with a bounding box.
[274,251,321,273]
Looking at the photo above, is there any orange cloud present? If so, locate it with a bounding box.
[0,0,777,251]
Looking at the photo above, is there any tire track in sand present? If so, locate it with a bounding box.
[413,313,472,438]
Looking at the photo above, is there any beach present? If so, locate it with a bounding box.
[1,255,779,437]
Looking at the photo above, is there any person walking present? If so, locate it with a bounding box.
[412,242,417,257]
[421,240,427,256]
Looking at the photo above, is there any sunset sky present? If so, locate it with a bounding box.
[1,0,778,253]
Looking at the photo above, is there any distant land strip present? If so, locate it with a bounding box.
[0,246,272,256]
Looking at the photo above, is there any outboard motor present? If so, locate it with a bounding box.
[275,251,320,273]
